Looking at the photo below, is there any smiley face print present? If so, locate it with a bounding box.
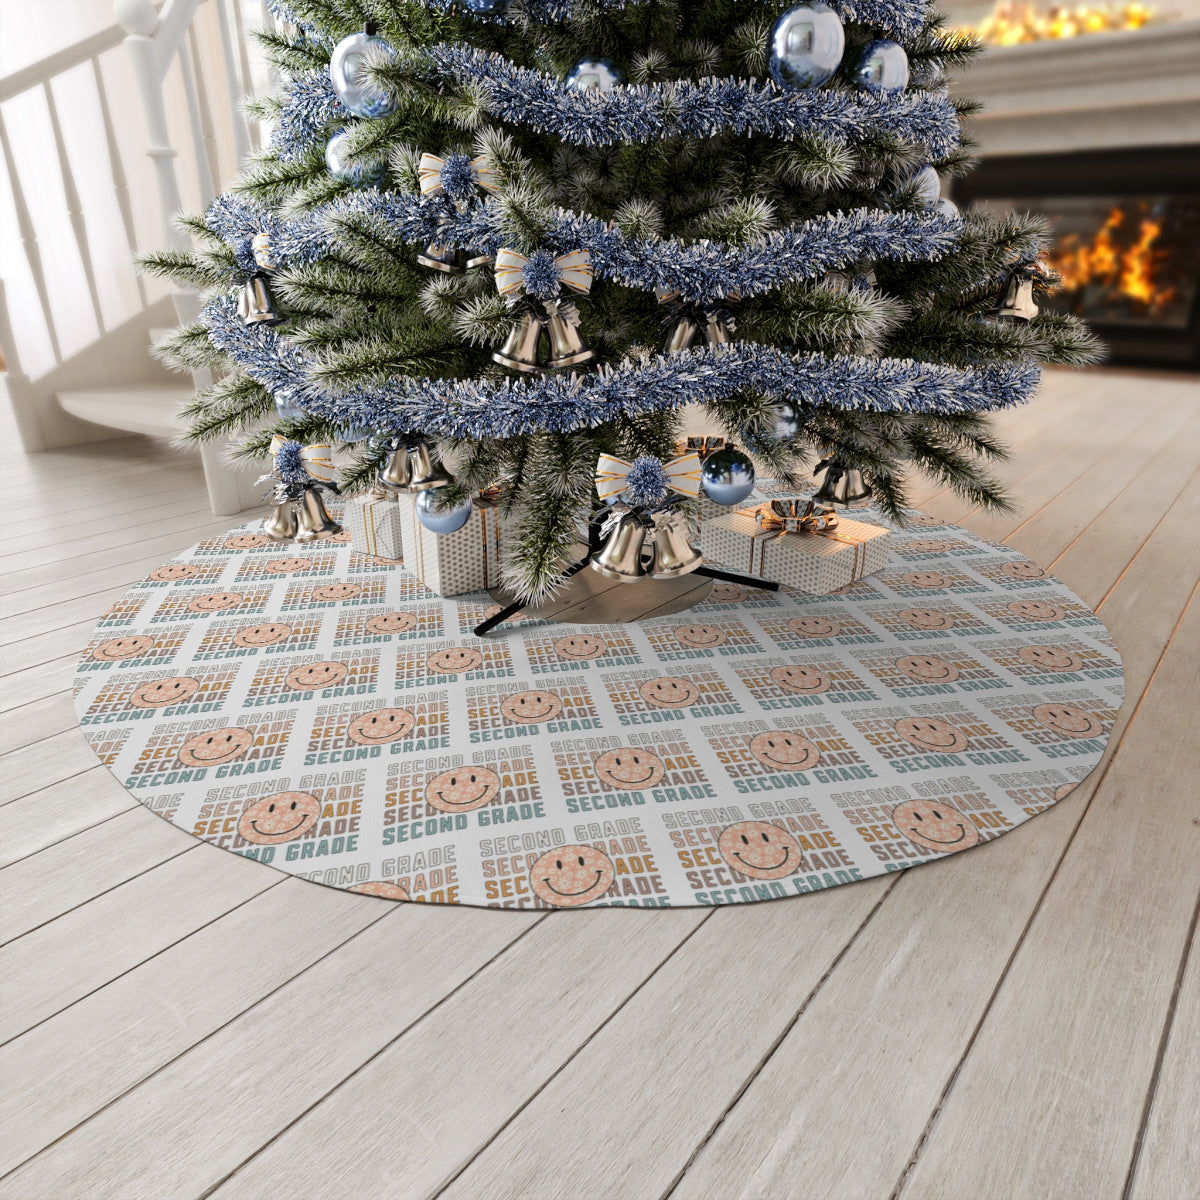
[708,582,747,603]
[349,880,410,901]
[285,660,349,692]
[788,615,840,639]
[902,571,948,590]
[895,654,960,683]
[225,533,270,550]
[639,677,700,709]
[237,791,321,845]
[312,582,362,603]
[364,611,417,637]
[347,707,415,746]
[187,591,244,614]
[892,798,980,854]
[900,608,955,630]
[675,624,726,649]
[91,635,155,662]
[593,748,666,791]
[554,634,608,661]
[149,563,199,583]
[177,726,254,768]
[500,689,563,724]
[1002,560,1047,581]
[770,665,831,694]
[424,765,502,813]
[1007,599,1063,623]
[529,845,615,907]
[264,557,311,574]
[909,513,945,528]
[747,731,821,773]
[233,622,293,649]
[904,539,956,554]
[1017,645,1084,673]
[427,647,483,675]
[894,716,970,754]
[129,676,201,709]
[1033,703,1105,740]
[718,821,804,880]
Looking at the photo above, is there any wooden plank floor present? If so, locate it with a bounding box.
[1,368,1197,1200]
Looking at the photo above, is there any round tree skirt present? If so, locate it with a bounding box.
[73,501,1124,910]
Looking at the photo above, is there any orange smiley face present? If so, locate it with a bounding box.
[892,798,980,854]
[285,661,349,691]
[910,513,945,528]
[312,583,362,602]
[718,821,804,880]
[265,558,311,574]
[1054,782,1079,801]
[1033,703,1105,740]
[895,654,960,683]
[708,582,747,603]
[225,533,270,550]
[554,634,608,661]
[233,622,293,648]
[427,647,483,674]
[894,716,970,754]
[529,845,615,907]
[500,689,563,724]
[237,791,321,845]
[1003,561,1047,581]
[349,880,410,901]
[639,677,699,709]
[788,615,840,638]
[675,624,726,648]
[364,611,417,636]
[129,676,201,709]
[904,539,955,554]
[1018,645,1083,672]
[424,765,502,812]
[347,707,415,745]
[902,571,948,590]
[178,727,254,768]
[187,591,243,614]
[748,730,821,772]
[900,608,955,630]
[770,665,831,694]
[149,564,199,582]
[91,635,155,662]
[1008,600,1064,622]
[593,748,666,791]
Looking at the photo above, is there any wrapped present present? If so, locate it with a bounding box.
[345,490,405,560]
[701,498,890,594]
[397,493,504,596]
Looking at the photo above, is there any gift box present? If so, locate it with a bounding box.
[397,493,504,597]
[700,500,890,594]
[345,490,405,560]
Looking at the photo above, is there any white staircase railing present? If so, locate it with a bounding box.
[0,0,275,514]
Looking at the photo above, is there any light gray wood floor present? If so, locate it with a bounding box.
[1,368,1197,1200]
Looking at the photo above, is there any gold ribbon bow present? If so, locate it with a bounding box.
[269,435,336,483]
[417,153,499,197]
[494,248,594,299]
[595,452,702,503]
[755,499,839,537]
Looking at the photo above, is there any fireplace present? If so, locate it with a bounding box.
[953,147,1200,369]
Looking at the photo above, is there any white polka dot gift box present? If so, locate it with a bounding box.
[344,490,405,561]
[396,493,504,597]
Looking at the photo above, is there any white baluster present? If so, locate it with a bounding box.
[215,0,251,162]
[0,279,47,451]
[178,33,216,202]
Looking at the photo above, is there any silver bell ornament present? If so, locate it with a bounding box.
[293,489,342,543]
[813,460,872,506]
[545,303,594,369]
[405,441,454,490]
[664,308,734,355]
[647,511,703,579]
[493,309,545,373]
[853,40,909,93]
[565,57,625,92]
[262,500,299,542]
[415,489,473,534]
[377,444,412,491]
[989,270,1040,323]
[237,274,284,326]
[768,3,845,89]
[417,242,466,273]
[590,509,649,583]
[700,447,756,507]
[329,31,397,118]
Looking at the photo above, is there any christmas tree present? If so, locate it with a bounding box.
[144,0,1099,603]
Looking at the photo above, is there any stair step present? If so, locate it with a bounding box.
[57,384,192,440]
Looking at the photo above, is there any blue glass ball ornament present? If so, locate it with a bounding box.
[768,4,845,90]
[935,197,960,218]
[772,402,800,442]
[565,57,626,92]
[701,448,756,507]
[274,389,306,421]
[909,165,941,209]
[339,425,372,443]
[415,489,474,534]
[325,129,386,184]
[329,32,397,118]
[853,39,910,94]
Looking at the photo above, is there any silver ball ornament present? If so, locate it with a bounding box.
[325,129,386,184]
[415,490,473,535]
[909,165,941,209]
[329,32,397,118]
[935,197,960,218]
[565,57,625,92]
[772,402,800,441]
[274,389,306,421]
[768,4,845,90]
[853,40,909,94]
[701,448,756,507]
